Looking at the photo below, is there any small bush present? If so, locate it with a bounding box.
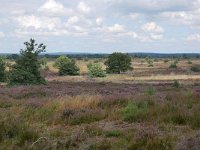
[87,63,106,78]
[188,60,192,64]
[105,130,122,137]
[54,56,80,76]
[191,65,200,72]
[164,59,169,63]
[147,59,154,67]
[173,80,180,89]
[169,59,179,69]
[169,63,177,68]
[122,101,148,122]
[146,87,156,96]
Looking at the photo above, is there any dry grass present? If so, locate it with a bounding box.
[57,95,100,109]
[45,58,200,83]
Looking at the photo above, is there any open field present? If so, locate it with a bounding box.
[0,58,200,149]
[46,58,200,84]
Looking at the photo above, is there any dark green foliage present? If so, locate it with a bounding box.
[105,52,133,74]
[60,60,79,76]
[8,39,46,85]
[105,130,122,137]
[164,59,169,63]
[53,56,70,68]
[87,63,106,78]
[173,80,180,89]
[146,87,156,96]
[188,60,192,64]
[54,56,80,76]
[122,101,148,122]
[0,57,6,82]
[146,58,154,67]
[169,59,179,68]
[190,65,200,72]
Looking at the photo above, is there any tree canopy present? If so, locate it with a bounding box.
[8,39,46,85]
[105,52,133,74]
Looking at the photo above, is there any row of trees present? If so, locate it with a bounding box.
[0,39,133,86]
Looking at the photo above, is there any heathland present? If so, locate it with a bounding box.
[0,54,200,149]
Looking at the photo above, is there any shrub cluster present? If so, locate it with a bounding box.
[54,56,80,76]
[87,63,106,78]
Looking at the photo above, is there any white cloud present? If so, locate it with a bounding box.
[96,17,103,26]
[142,22,164,33]
[0,32,5,38]
[15,15,61,31]
[160,10,200,28]
[77,2,91,13]
[187,34,200,41]
[38,0,64,14]
[107,24,125,33]
[67,16,79,25]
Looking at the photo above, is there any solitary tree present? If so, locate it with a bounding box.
[54,56,80,76]
[105,52,133,74]
[9,39,46,85]
[0,57,6,82]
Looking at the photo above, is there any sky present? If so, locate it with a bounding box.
[0,0,200,53]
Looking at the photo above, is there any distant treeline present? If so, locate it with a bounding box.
[1,53,200,59]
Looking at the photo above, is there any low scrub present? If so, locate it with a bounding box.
[87,63,106,78]
[190,65,200,72]
[122,101,149,122]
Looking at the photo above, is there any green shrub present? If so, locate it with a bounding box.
[122,101,148,122]
[190,65,200,72]
[8,39,46,85]
[53,56,70,68]
[54,56,80,76]
[0,57,6,82]
[146,87,156,96]
[105,130,122,137]
[87,63,106,78]
[147,59,154,67]
[169,63,177,68]
[105,52,133,74]
[173,80,180,89]
[164,59,169,63]
[0,118,39,147]
[169,59,179,69]
[188,60,192,64]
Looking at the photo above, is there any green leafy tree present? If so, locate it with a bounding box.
[105,52,133,74]
[87,63,106,78]
[8,39,46,85]
[54,56,80,76]
[0,57,6,82]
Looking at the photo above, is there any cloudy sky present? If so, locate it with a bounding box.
[0,0,200,53]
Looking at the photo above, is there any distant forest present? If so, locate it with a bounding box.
[1,52,200,59]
